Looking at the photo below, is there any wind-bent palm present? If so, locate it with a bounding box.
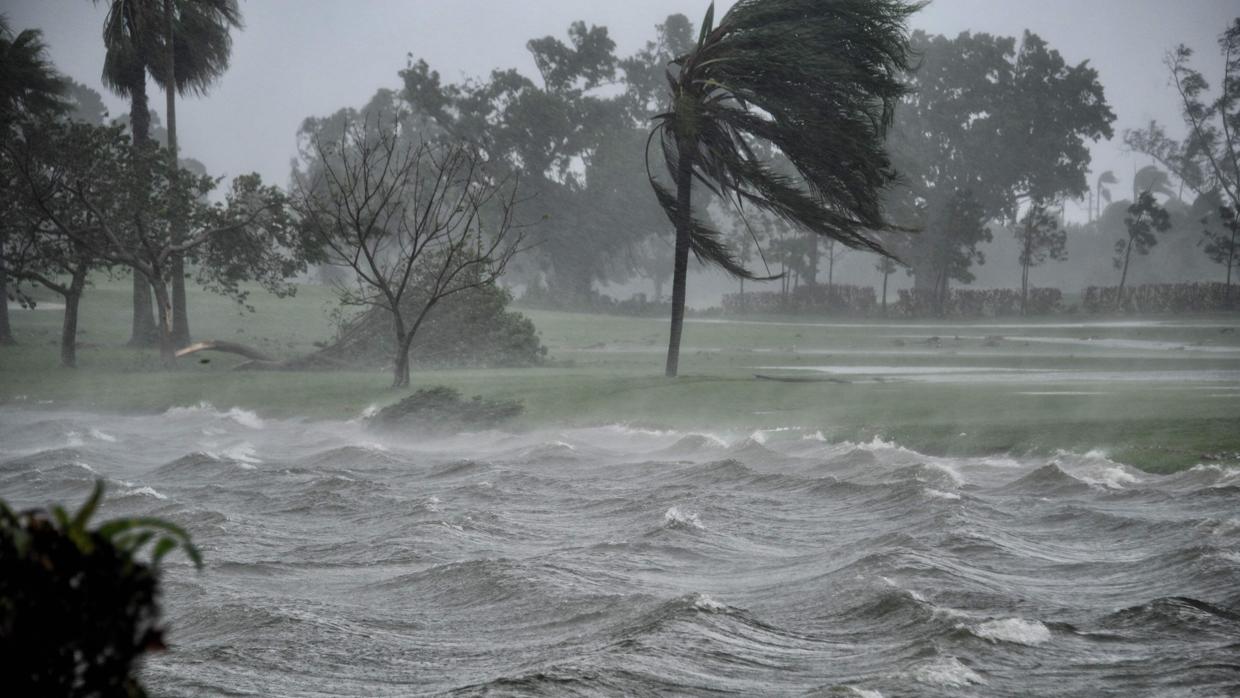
[94,0,240,347]
[0,17,69,125]
[649,0,919,376]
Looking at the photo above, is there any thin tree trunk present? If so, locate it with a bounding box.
[60,271,87,368]
[805,233,818,286]
[165,0,191,349]
[1228,224,1236,299]
[128,72,159,347]
[392,313,410,388]
[664,136,694,378]
[1117,239,1133,312]
[881,270,889,316]
[0,229,13,345]
[151,278,176,367]
[738,278,744,313]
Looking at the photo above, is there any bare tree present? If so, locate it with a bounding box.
[290,115,524,388]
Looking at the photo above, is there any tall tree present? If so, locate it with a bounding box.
[290,109,524,388]
[7,122,300,366]
[1091,170,1117,222]
[3,121,108,367]
[1014,201,1066,314]
[0,16,70,346]
[94,0,241,348]
[875,256,899,315]
[96,0,159,345]
[1128,19,1240,290]
[649,0,919,376]
[1114,191,1172,307]
[148,0,242,348]
[889,30,1114,313]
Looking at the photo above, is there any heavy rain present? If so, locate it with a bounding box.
[1,1,1238,695]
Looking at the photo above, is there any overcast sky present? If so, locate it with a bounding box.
[5,0,1237,219]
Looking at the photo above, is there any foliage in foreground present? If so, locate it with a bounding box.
[0,481,201,697]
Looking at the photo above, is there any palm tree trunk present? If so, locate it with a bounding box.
[664,137,694,378]
[127,73,159,347]
[165,0,191,349]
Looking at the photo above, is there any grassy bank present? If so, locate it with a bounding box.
[3,277,1239,472]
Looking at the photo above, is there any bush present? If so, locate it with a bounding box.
[319,283,546,369]
[1082,282,1240,313]
[367,386,524,434]
[723,284,877,315]
[0,482,201,697]
[893,287,1063,317]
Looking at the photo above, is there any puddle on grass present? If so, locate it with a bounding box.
[755,365,1240,384]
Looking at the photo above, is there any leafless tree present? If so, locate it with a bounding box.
[290,115,525,388]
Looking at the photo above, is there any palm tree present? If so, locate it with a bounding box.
[94,0,240,348]
[97,0,160,346]
[648,0,920,376]
[1,16,69,345]
[148,0,241,348]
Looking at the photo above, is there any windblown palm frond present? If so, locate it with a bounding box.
[147,0,241,97]
[96,0,241,98]
[649,0,921,275]
[0,16,70,122]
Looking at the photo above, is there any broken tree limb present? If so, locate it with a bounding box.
[175,340,276,362]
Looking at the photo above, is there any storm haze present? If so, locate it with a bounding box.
[6,0,1235,211]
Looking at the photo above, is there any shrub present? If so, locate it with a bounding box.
[1082,282,1240,313]
[367,386,524,434]
[319,283,546,369]
[723,284,877,315]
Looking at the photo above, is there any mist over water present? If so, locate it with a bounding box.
[3,405,1237,696]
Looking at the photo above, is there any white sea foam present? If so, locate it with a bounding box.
[692,593,726,612]
[121,485,168,500]
[663,506,704,530]
[65,431,85,447]
[1078,466,1140,490]
[225,407,264,429]
[973,618,1051,646]
[88,429,118,443]
[360,404,381,419]
[166,402,265,429]
[925,488,961,500]
[225,442,261,464]
[910,656,987,688]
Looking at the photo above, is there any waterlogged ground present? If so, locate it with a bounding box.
[2,405,1238,696]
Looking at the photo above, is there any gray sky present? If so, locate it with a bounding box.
[5,0,1236,219]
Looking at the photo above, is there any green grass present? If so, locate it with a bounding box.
[3,276,1239,473]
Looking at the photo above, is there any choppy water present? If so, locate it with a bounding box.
[2,405,1238,696]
